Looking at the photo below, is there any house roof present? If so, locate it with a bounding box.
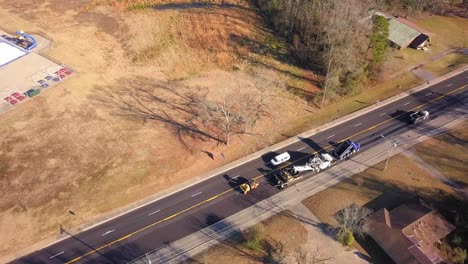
[387,18,421,48]
[364,201,455,264]
[373,11,432,49]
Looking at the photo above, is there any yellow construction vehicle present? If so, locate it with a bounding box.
[239,179,259,194]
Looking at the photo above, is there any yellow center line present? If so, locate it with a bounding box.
[65,84,466,263]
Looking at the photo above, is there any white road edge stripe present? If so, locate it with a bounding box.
[49,251,65,259]
[101,229,115,236]
[326,134,335,139]
[297,147,306,151]
[379,112,387,116]
[148,209,160,216]
[354,123,362,127]
[191,191,202,197]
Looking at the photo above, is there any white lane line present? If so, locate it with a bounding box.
[326,134,335,139]
[232,175,240,179]
[404,102,410,106]
[101,229,115,236]
[49,251,65,259]
[148,209,160,216]
[379,112,387,116]
[191,191,202,197]
[297,147,306,151]
[425,92,432,96]
[447,83,453,87]
[354,123,362,127]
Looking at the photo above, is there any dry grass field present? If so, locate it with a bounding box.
[0,0,317,257]
[414,122,468,188]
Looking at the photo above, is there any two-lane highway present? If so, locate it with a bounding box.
[14,70,468,263]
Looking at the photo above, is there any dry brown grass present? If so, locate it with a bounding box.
[0,0,315,258]
[185,210,308,264]
[91,0,249,10]
[413,122,468,187]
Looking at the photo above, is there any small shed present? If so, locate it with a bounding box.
[375,12,433,50]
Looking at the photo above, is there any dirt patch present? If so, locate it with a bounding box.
[185,210,307,264]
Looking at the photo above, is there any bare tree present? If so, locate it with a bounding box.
[335,203,373,238]
[199,88,269,145]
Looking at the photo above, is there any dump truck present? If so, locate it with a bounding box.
[409,110,429,125]
[331,139,360,161]
[239,179,259,194]
[273,140,360,190]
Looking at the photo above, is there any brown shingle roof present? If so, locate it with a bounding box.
[364,200,455,264]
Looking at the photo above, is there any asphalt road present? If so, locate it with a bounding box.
[13,71,468,264]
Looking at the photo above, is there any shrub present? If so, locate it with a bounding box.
[242,226,264,251]
[451,235,462,246]
[337,230,355,246]
[447,247,467,264]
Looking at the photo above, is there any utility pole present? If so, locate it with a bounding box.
[380,134,397,171]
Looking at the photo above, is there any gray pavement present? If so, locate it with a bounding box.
[411,68,438,82]
[132,112,467,264]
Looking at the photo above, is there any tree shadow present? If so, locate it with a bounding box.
[200,150,214,160]
[297,136,322,152]
[91,78,224,148]
[260,151,279,168]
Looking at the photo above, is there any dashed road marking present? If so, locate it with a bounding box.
[191,192,202,197]
[297,147,306,151]
[447,83,453,87]
[379,112,387,116]
[404,102,410,106]
[326,134,335,139]
[232,175,240,179]
[425,92,432,96]
[49,251,65,259]
[354,123,362,127]
[148,210,160,216]
[101,230,115,237]
[64,84,468,264]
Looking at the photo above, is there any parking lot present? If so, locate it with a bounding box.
[0,30,73,115]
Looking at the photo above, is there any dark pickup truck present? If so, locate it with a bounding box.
[409,110,429,124]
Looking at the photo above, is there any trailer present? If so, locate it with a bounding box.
[273,140,360,190]
[273,168,302,190]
